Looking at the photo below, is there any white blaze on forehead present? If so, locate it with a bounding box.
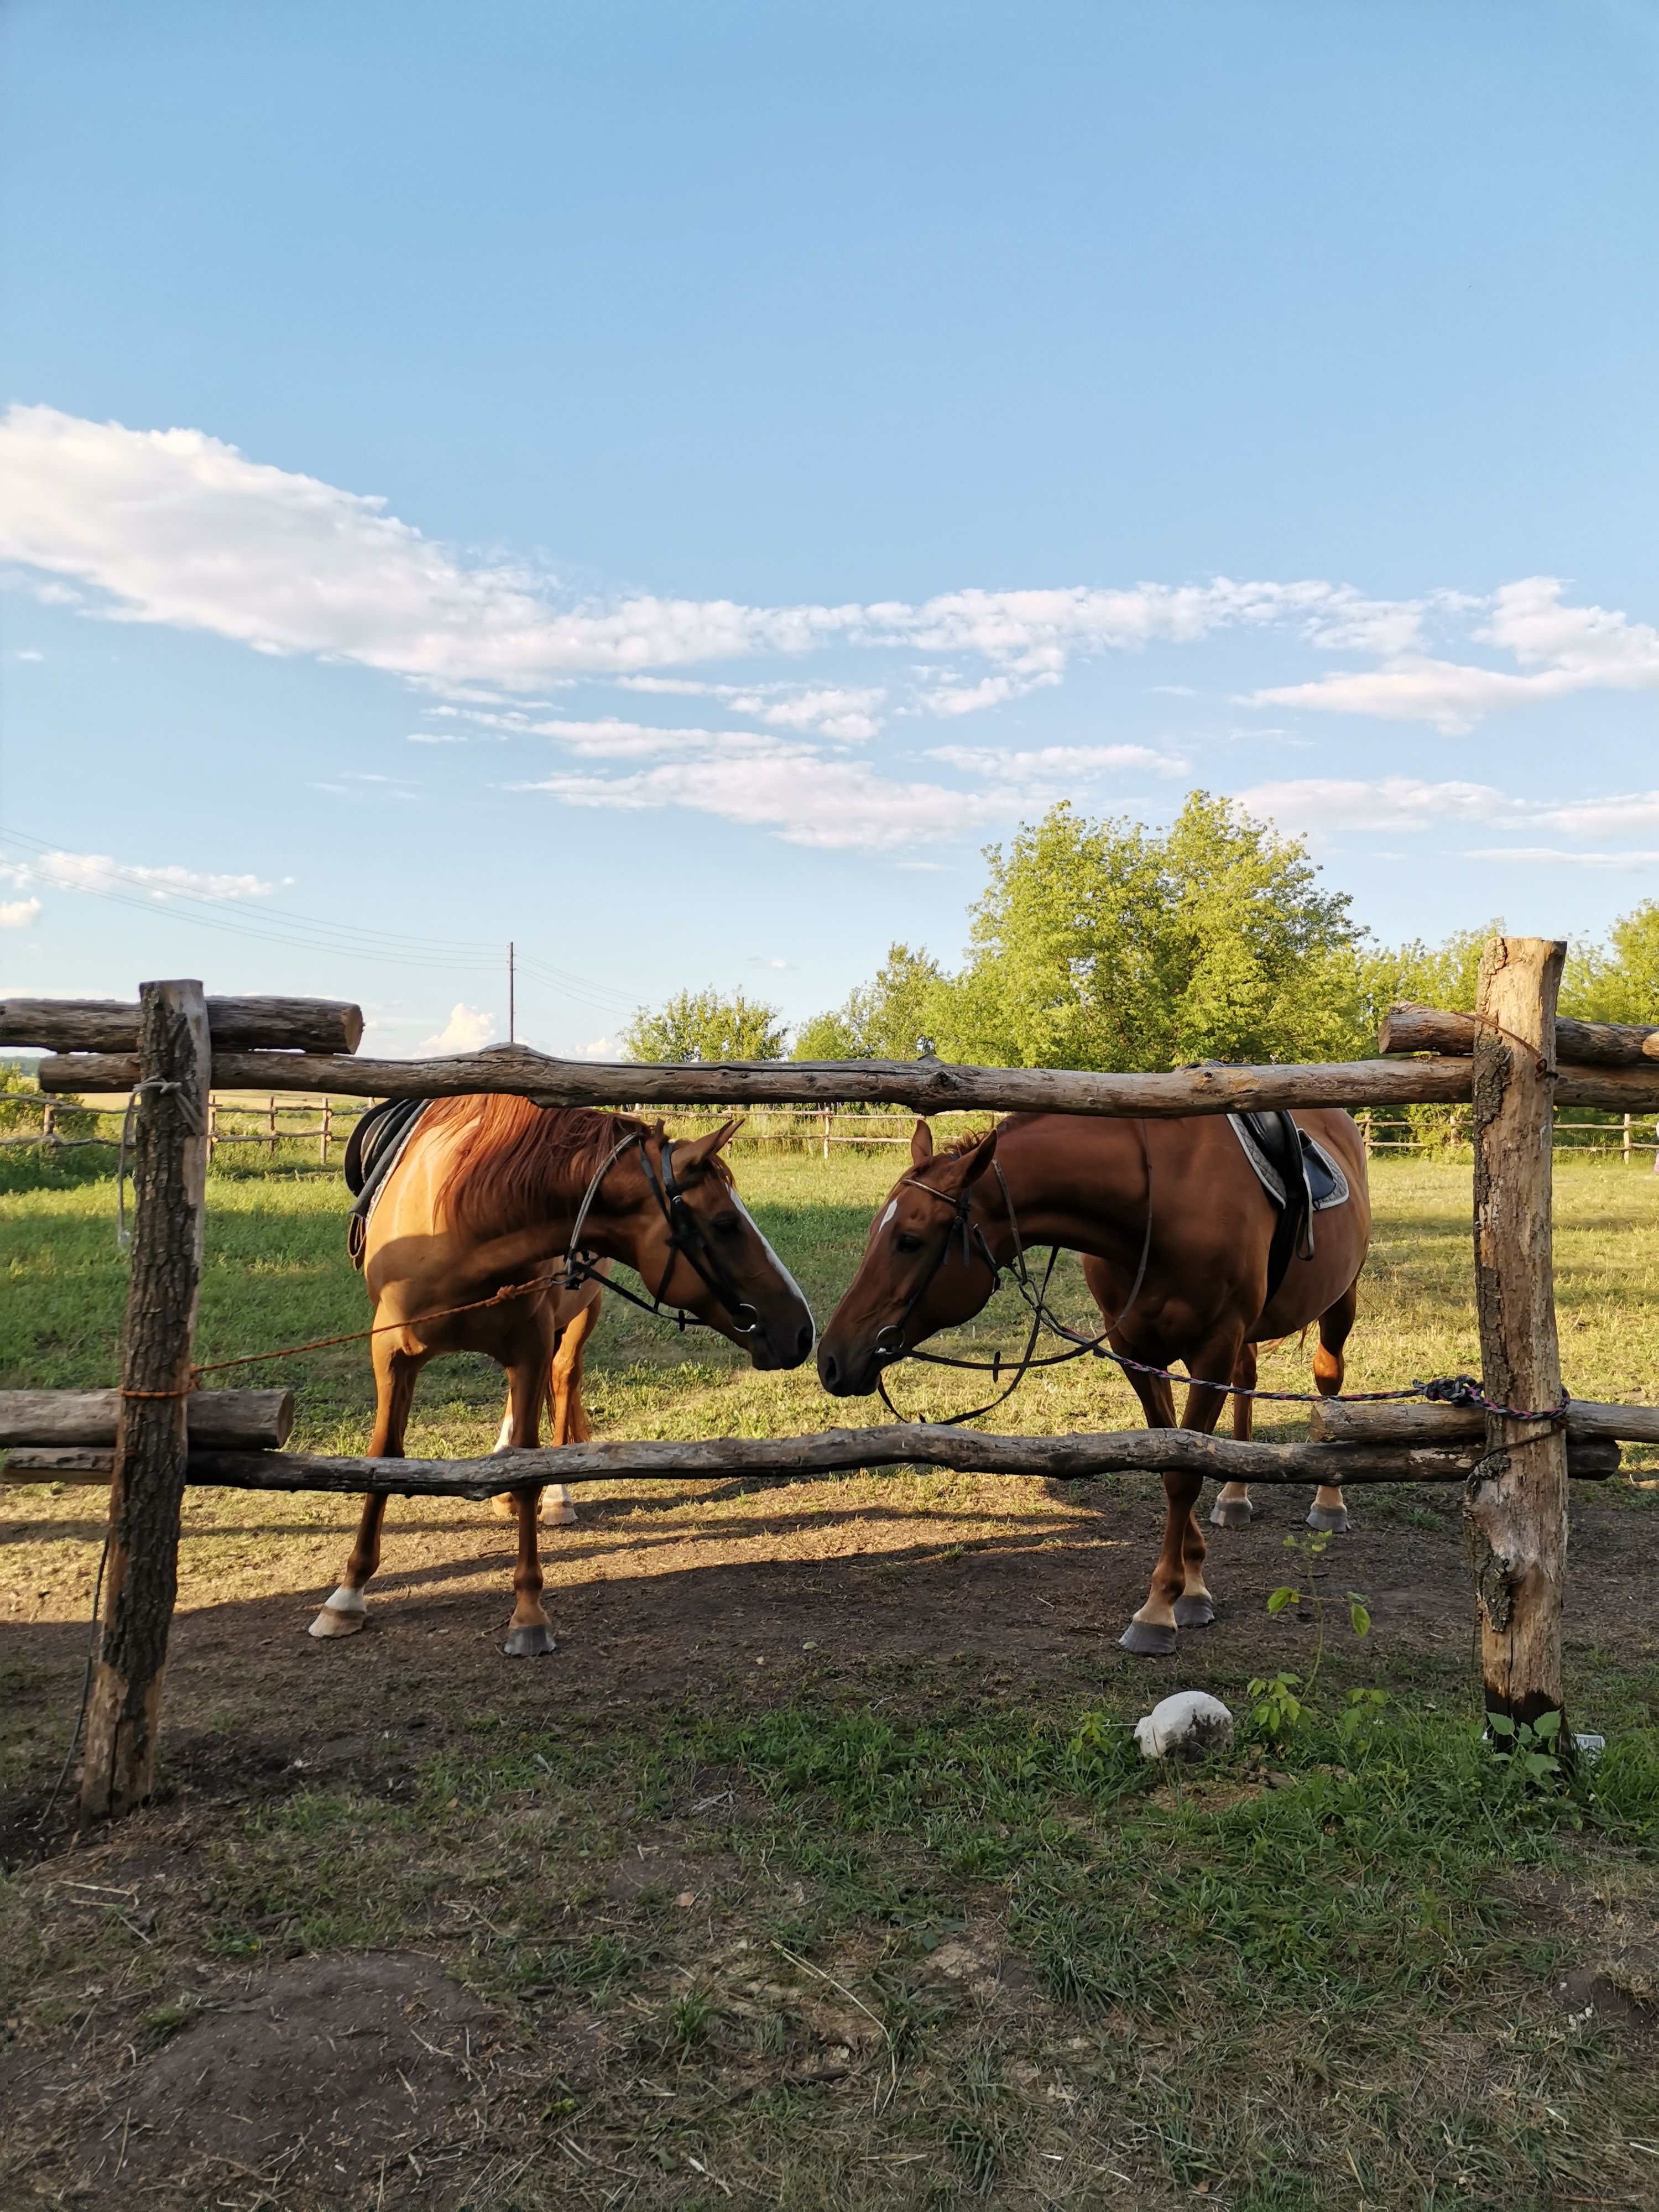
[730,1189,814,1345]
[879,1200,899,1230]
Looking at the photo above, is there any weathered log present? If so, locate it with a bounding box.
[9,1431,1620,1490]
[38,1045,1482,1116]
[2,1448,116,1478]
[1310,1396,1659,1447]
[1467,938,1571,1737]
[1380,1000,1659,1067]
[173,1422,1620,1499]
[0,1388,293,1449]
[2,995,363,1056]
[80,982,211,1825]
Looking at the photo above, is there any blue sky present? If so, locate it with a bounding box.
[3,1,1657,1055]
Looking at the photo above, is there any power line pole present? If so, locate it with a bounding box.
[508,941,515,1044]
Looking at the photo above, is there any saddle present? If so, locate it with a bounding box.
[343,1097,430,1269]
[1228,1111,1350,1308]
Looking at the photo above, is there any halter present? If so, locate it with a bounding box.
[561,1128,759,1336]
[871,1125,1155,1425]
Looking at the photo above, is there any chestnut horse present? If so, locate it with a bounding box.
[311,1098,815,1655]
[817,1110,1369,1655]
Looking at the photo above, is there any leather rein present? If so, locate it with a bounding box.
[873,1123,1155,1425]
[557,1129,760,1337]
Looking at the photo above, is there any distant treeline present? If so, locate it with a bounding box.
[622,793,1659,1070]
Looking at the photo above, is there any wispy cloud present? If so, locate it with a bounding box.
[0,898,41,928]
[1231,776,1659,855]
[0,847,275,900]
[929,741,1188,779]
[1249,579,1659,733]
[1464,847,1659,871]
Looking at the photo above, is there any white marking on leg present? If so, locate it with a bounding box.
[308,1585,368,1639]
[492,1410,514,1453]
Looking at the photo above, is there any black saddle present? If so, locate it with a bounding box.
[343,1097,429,1266]
[1229,1110,1350,1308]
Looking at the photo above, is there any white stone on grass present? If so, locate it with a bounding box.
[1134,1690,1235,1761]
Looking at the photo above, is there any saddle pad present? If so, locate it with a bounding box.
[344,1097,430,1266]
[1228,1113,1350,1213]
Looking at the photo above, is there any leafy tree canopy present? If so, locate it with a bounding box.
[791,943,949,1062]
[621,987,787,1063]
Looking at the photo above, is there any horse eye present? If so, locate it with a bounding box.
[894,1232,924,1255]
[710,1211,741,1235]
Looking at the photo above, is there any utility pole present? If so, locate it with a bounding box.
[508,941,516,1044]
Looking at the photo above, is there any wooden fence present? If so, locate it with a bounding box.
[4,959,1658,1821]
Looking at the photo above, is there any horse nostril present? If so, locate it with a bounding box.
[820,1350,840,1390]
[796,1320,814,1360]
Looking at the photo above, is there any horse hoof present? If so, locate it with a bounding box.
[488,1493,520,1521]
[1209,1498,1255,1529]
[308,1589,367,1640]
[1173,1595,1216,1629]
[1119,1619,1178,1657]
[503,1624,556,1658]
[1306,1506,1350,1533]
[546,1501,578,1526]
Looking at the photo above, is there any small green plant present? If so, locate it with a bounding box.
[1486,1707,1569,1785]
[1245,1671,1305,1743]
[1264,1527,1371,1704]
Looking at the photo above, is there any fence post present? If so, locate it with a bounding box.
[267,1094,277,1161]
[1624,1112,1632,1165]
[1359,1108,1372,1159]
[207,1095,217,1166]
[320,1097,332,1166]
[1465,937,1569,1739]
[79,980,211,1823]
[821,1107,831,1162]
[41,1099,55,1146]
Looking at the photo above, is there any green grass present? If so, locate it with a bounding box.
[2,1149,1658,1451]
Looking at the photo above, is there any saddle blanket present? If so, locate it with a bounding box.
[1228,1112,1350,1213]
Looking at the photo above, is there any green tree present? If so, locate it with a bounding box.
[938,793,1363,1072]
[621,987,787,1063]
[1355,924,1494,1036]
[1561,901,1659,1023]
[792,943,950,1061]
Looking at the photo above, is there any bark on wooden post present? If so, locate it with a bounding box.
[1466,936,1570,1735]
[79,981,211,1823]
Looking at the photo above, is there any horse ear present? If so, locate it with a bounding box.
[910,1119,935,1168]
[958,1128,999,1185]
[674,1117,743,1175]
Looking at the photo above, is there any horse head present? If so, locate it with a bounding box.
[817,1119,1000,1396]
[604,1119,816,1371]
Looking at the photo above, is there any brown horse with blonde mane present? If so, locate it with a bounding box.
[311,1096,814,1655]
[817,1110,1369,1655]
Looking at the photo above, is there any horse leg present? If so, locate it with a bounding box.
[500,1344,557,1658]
[1307,1279,1359,1533]
[491,1375,552,1521]
[541,1296,602,1526]
[310,1339,422,1640]
[1121,1331,1241,1656]
[1211,1341,1259,1529]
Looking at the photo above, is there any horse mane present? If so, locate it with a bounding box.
[430,1097,658,1240]
[930,1118,1008,1164]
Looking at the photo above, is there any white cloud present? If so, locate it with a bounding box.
[0,898,41,927]
[1463,847,1659,871]
[517,744,1018,851]
[0,848,274,900]
[417,1004,497,1053]
[618,677,886,740]
[1249,578,1659,733]
[1528,791,1659,839]
[0,404,855,689]
[928,741,1187,779]
[1230,778,1511,831]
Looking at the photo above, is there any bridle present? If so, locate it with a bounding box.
[560,1128,760,1337]
[870,1125,1155,1425]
